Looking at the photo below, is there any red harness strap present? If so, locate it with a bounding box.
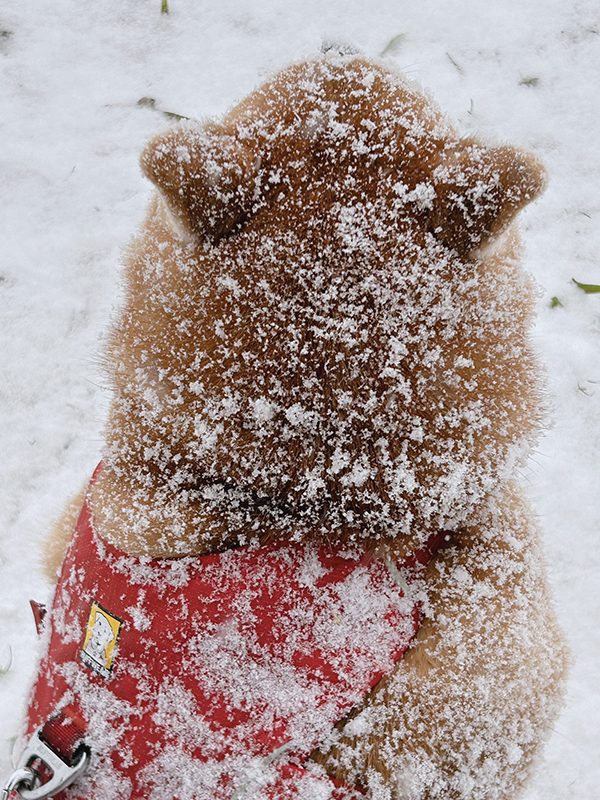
[21,469,449,800]
[39,708,87,765]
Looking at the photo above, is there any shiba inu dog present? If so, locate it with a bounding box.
[25,55,567,800]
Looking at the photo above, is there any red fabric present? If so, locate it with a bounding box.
[25,468,447,800]
[40,706,87,763]
[29,600,47,636]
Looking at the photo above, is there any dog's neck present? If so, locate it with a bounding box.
[90,464,425,563]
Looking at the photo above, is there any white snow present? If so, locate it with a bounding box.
[1,0,599,797]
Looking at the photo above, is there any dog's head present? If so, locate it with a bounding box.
[102,56,546,556]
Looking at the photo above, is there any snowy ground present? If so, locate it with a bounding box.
[1,0,599,797]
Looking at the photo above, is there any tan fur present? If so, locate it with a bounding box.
[309,484,569,798]
[42,484,87,581]
[47,55,567,797]
[94,59,547,559]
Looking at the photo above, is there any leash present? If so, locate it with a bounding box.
[2,708,89,800]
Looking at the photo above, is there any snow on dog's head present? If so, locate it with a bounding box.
[98,55,546,557]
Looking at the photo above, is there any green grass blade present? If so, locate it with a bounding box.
[573,279,600,294]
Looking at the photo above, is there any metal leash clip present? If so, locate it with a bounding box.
[2,731,89,800]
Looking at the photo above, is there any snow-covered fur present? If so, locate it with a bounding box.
[46,55,568,799]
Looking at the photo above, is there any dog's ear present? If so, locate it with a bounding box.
[140,124,256,243]
[427,142,547,254]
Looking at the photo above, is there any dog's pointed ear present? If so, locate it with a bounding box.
[428,142,547,254]
[140,124,256,243]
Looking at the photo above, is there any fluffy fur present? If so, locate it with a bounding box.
[45,54,568,798]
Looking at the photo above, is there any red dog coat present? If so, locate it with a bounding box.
[24,469,447,800]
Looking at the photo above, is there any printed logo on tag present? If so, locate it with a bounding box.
[80,601,123,678]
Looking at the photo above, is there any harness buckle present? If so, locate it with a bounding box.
[3,732,89,800]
